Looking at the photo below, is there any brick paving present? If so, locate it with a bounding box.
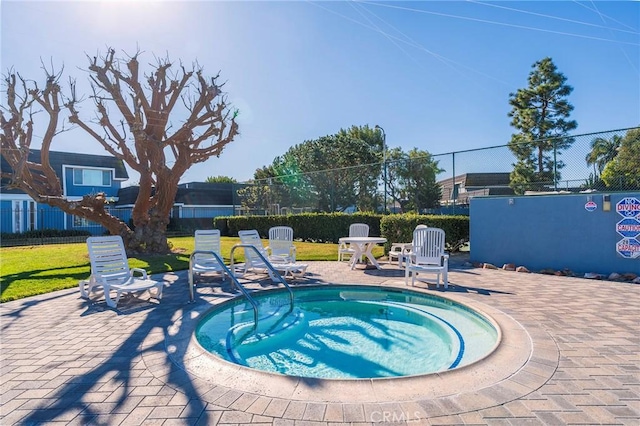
[1,254,639,425]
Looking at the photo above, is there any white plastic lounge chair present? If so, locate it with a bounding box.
[238,229,278,279]
[405,227,449,289]
[388,242,412,265]
[338,223,370,262]
[267,226,297,263]
[190,229,227,284]
[238,229,308,280]
[82,236,163,308]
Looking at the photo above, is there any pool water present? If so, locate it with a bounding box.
[195,286,499,379]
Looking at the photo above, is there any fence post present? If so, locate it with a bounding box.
[553,139,558,192]
[330,171,335,212]
[231,183,236,216]
[452,152,456,215]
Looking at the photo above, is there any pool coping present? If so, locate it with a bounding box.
[152,279,559,415]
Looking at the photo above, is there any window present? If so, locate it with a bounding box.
[73,168,111,186]
[451,183,460,200]
[13,201,21,233]
[28,201,35,231]
[73,215,97,227]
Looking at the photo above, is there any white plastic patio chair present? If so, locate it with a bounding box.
[82,236,163,308]
[238,229,308,280]
[338,223,369,262]
[190,229,227,284]
[267,226,297,263]
[395,224,429,267]
[404,227,449,289]
[388,242,412,265]
[238,229,278,279]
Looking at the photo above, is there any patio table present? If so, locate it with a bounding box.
[338,236,387,270]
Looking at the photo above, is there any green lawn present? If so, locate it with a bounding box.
[0,237,383,303]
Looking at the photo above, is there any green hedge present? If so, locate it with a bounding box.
[214,213,469,249]
[0,228,91,240]
[214,213,381,243]
[380,214,469,250]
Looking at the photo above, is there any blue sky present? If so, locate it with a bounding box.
[2,1,638,185]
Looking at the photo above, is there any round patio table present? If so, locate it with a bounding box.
[337,236,387,270]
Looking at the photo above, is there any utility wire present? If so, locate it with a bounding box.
[571,0,639,32]
[586,0,639,75]
[468,0,639,35]
[356,0,640,46]
[308,0,513,87]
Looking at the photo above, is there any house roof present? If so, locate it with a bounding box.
[116,182,239,206]
[438,173,511,188]
[1,149,128,180]
[1,149,128,194]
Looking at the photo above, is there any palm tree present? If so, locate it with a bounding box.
[585,135,621,176]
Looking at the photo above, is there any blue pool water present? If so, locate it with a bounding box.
[195,286,499,379]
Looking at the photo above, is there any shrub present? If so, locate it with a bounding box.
[380,214,469,251]
[215,213,381,243]
[0,229,92,240]
[214,212,469,250]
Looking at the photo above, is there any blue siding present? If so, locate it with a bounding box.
[470,192,640,275]
[111,208,132,225]
[37,205,65,230]
[0,200,14,233]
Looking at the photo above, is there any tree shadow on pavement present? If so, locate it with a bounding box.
[16,274,220,425]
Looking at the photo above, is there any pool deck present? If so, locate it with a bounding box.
[1,254,639,425]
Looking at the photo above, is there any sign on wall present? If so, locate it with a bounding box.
[616,197,640,259]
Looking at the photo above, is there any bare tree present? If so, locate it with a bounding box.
[1,48,239,253]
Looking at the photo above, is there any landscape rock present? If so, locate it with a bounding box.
[467,257,636,284]
[482,263,499,270]
[584,272,603,280]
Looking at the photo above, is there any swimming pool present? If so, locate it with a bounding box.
[195,285,499,379]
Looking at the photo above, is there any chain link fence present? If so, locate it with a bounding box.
[2,127,638,242]
[235,127,639,215]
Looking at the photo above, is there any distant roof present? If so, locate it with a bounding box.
[438,173,511,188]
[1,149,128,180]
[463,173,511,187]
[116,182,240,206]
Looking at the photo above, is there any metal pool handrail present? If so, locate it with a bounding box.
[230,243,295,309]
[188,250,259,329]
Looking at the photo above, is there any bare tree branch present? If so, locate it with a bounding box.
[2,48,240,253]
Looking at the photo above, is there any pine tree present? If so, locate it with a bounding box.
[507,57,577,193]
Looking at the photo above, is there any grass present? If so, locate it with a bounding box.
[0,237,383,303]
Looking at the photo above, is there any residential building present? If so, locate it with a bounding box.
[0,150,128,234]
[438,173,514,207]
[115,182,238,219]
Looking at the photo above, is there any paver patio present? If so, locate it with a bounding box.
[1,254,639,425]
